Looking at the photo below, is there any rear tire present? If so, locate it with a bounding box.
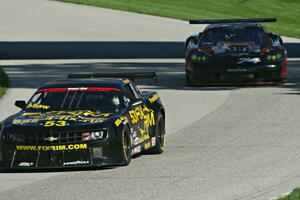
[147,112,165,154]
[120,126,132,166]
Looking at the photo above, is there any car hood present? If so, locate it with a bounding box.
[11,110,115,127]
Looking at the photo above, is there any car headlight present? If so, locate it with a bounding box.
[266,53,282,61]
[82,130,107,141]
[190,54,208,63]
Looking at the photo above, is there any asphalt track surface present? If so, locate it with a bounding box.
[0,0,300,200]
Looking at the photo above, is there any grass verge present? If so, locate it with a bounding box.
[57,0,300,38]
[277,188,300,200]
[0,67,9,99]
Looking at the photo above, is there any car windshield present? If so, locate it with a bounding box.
[201,26,271,45]
[25,87,122,112]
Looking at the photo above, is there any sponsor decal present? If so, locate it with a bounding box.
[13,118,39,125]
[27,103,50,110]
[144,111,155,130]
[44,120,67,127]
[18,162,34,167]
[132,131,137,138]
[151,137,156,146]
[138,126,150,141]
[148,94,159,103]
[114,115,128,127]
[129,105,144,124]
[63,160,89,166]
[237,57,261,64]
[133,137,139,145]
[227,68,248,72]
[44,136,58,142]
[15,143,88,151]
[144,142,151,150]
[13,110,110,126]
[133,146,141,154]
[129,105,155,126]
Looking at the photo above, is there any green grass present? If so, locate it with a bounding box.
[0,67,9,99]
[278,188,300,200]
[57,0,300,38]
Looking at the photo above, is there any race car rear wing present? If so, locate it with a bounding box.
[189,18,277,24]
[68,71,157,83]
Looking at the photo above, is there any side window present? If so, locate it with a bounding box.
[188,37,199,49]
[123,84,135,101]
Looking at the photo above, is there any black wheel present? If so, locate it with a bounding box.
[120,126,132,166]
[147,112,165,154]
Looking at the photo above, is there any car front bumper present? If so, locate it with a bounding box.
[0,140,123,169]
[186,63,283,86]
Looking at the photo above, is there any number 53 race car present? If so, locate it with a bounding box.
[0,72,166,169]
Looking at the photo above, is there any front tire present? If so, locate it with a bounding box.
[120,126,132,166]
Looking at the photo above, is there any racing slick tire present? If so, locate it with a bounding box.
[146,112,166,154]
[119,126,132,166]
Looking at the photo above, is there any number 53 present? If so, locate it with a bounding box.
[44,120,67,127]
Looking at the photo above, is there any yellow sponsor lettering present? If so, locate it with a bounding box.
[148,95,159,103]
[79,143,87,149]
[144,111,155,127]
[129,106,145,124]
[44,120,67,127]
[115,119,122,127]
[22,112,40,117]
[13,118,39,125]
[144,142,151,150]
[15,144,88,151]
[56,120,67,127]
[58,145,66,151]
[114,116,128,127]
[27,103,50,110]
[59,115,70,120]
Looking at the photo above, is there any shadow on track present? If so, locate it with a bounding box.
[4,60,299,92]
[0,41,299,59]
[1,41,300,92]
[3,61,239,91]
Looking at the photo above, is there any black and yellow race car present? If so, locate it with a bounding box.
[185,18,288,85]
[0,72,165,169]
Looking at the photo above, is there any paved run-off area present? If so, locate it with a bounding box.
[0,0,300,199]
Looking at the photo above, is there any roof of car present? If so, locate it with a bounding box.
[38,78,129,89]
[205,22,263,31]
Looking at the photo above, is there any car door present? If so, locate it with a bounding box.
[123,83,145,147]
[127,82,155,147]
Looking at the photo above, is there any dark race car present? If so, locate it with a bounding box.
[0,72,166,169]
[185,18,287,86]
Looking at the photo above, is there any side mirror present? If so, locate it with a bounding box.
[130,99,143,107]
[15,100,26,109]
